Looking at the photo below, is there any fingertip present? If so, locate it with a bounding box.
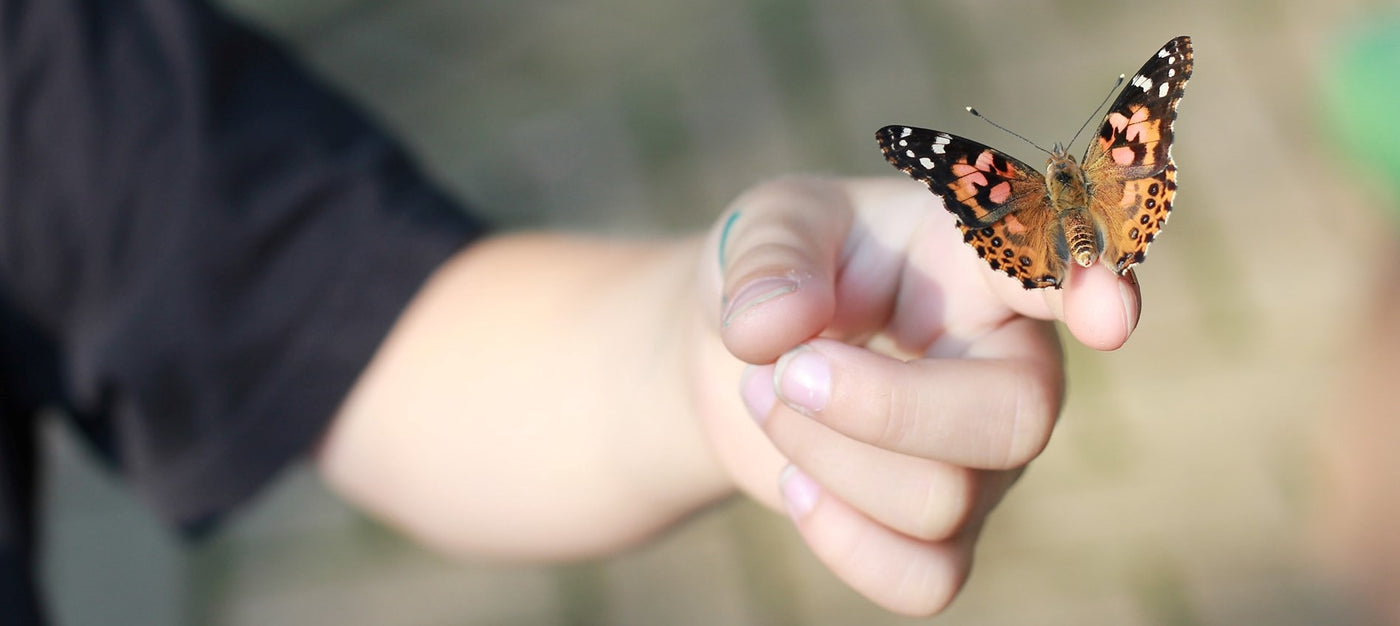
[1121,268,1142,334]
[722,274,800,330]
[786,486,972,616]
[779,464,821,520]
[720,271,834,363]
[1061,264,1137,351]
[712,178,852,363]
[740,364,778,424]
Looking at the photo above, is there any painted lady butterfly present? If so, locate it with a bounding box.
[876,36,1193,289]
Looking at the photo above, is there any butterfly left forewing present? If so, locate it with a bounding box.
[877,126,1044,226]
[1084,36,1193,275]
[875,37,1192,288]
[876,126,1067,288]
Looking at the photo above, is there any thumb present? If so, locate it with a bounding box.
[705,178,851,364]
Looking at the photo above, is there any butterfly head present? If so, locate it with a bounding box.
[1044,144,1085,192]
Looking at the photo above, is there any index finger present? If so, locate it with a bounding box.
[763,316,1064,470]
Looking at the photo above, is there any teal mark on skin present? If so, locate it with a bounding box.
[718,210,741,270]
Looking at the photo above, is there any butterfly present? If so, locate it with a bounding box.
[876,36,1193,289]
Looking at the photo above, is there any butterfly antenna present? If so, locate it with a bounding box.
[965,107,1052,156]
[1068,73,1126,149]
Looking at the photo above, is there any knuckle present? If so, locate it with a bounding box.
[877,380,925,450]
[1000,360,1063,467]
[727,176,831,230]
[908,466,977,541]
[888,548,968,617]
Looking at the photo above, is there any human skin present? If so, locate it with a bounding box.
[314,176,1140,616]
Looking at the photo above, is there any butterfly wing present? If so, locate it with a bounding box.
[876,125,1066,289]
[1084,35,1193,274]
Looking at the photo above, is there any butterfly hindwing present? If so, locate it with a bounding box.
[1102,162,1176,273]
[953,212,1067,289]
[875,36,1191,289]
[876,126,1066,288]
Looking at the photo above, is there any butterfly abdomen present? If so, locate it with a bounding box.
[874,36,1189,289]
[1061,210,1100,267]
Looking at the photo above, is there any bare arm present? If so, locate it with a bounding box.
[316,233,733,560]
[313,177,1139,615]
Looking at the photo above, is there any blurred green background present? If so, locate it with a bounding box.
[39,0,1400,624]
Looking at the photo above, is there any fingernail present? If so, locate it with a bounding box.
[740,365,776,424]
[722,276,797,328]
[779,465,819,519]
[774,345,830,415]
[1120,271,1140,334]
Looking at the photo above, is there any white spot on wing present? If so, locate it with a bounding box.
[919,157,937,169]
[900,127,913,138]
[1158,48,1169,58]
[1131,74,1152,92]
[931,143,946,154]
[898,139,908,147]
[905,149,916,158]
[934,134,951,145]
[1158,82,1169,98]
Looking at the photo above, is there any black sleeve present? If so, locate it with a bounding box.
[0,0,487,533]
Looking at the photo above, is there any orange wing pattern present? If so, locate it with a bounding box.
[876,36,1192,289]
[1099,163,1176,273]
[955,210,1065,290]
[1084,36,1193,275]
[876,126,1065,288]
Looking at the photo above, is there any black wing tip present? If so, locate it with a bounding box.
[1164,35,1192,55]
[875,125,904,148]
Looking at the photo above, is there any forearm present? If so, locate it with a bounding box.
[315,233,734,560]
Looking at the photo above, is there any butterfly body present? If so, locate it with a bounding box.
[1041,144,1099,268]
[877,36,1192,289]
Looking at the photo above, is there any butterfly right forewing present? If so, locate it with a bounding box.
[1083,36,1192,274]
[876,125,1066,288]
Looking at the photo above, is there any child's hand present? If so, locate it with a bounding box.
[695,176,1140,615]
